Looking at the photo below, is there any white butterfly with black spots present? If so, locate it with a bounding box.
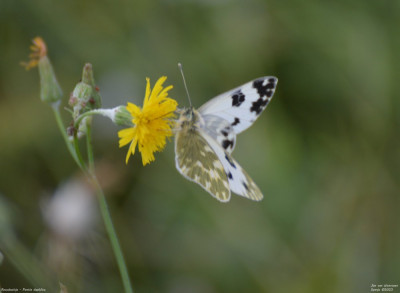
[175,76,278,202]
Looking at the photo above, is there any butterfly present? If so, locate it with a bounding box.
[175,76,278,202]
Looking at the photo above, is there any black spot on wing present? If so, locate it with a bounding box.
[227,172,233,179]
[250,78,276,115]
[231,117,240,126]
[225,154,236,169]
[222,139,234,150]
[243,182,249,190]
[250,97,269,115]
[221,129,229,137]
[253,78,276,99]
[231,90,245,107]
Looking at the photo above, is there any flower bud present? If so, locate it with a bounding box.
[81,63,102,109]
[70,82,92,117]
[70,63,102,120]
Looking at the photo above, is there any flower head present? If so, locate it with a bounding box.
[21,37,48,70]
[118,76,177,165]
[22,37,62,104]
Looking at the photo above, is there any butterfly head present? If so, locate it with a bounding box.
[175,106,190,119]
[176,106,203,131]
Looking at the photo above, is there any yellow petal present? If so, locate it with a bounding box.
[144,78,151,105]
[126,102,141,117]
[118,128,136,147]
[149,76,167,101]
[158,85,173,99]
[140,144,155,166]
[125,139,138,164]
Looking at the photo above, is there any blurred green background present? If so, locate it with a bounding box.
[1,0,399,292]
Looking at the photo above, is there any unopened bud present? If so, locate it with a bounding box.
[70,64,102,121]
[81,63,102,109]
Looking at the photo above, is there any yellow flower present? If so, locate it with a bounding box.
[21,37,48,70]
[118,76,178,165]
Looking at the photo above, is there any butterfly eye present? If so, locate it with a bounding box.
[181,120,190,128]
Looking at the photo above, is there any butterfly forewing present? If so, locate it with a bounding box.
[175,119,231,202]
[198,77,278,134]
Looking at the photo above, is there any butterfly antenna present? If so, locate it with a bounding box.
[178,63,193,108]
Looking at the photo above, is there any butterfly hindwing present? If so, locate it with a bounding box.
[227,157,263,201]
[198,77,278,134]
[199,130,263,201]
[202,114,236,154]
[175,123,231,202]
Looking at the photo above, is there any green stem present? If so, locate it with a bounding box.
[86,118,95,173]
[74,109,102,129]
[73,132,87,173]
[89,175,134,293]
[56,105,133,293]
[2,238,54,290]
[84,120,134,293]
[52,107,82,168]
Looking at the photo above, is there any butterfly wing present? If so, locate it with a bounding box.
[198,77,278,134]
[174,76,276,202]
[175,125,231,202]
[199,129,263,201]
[201,114,236,154]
